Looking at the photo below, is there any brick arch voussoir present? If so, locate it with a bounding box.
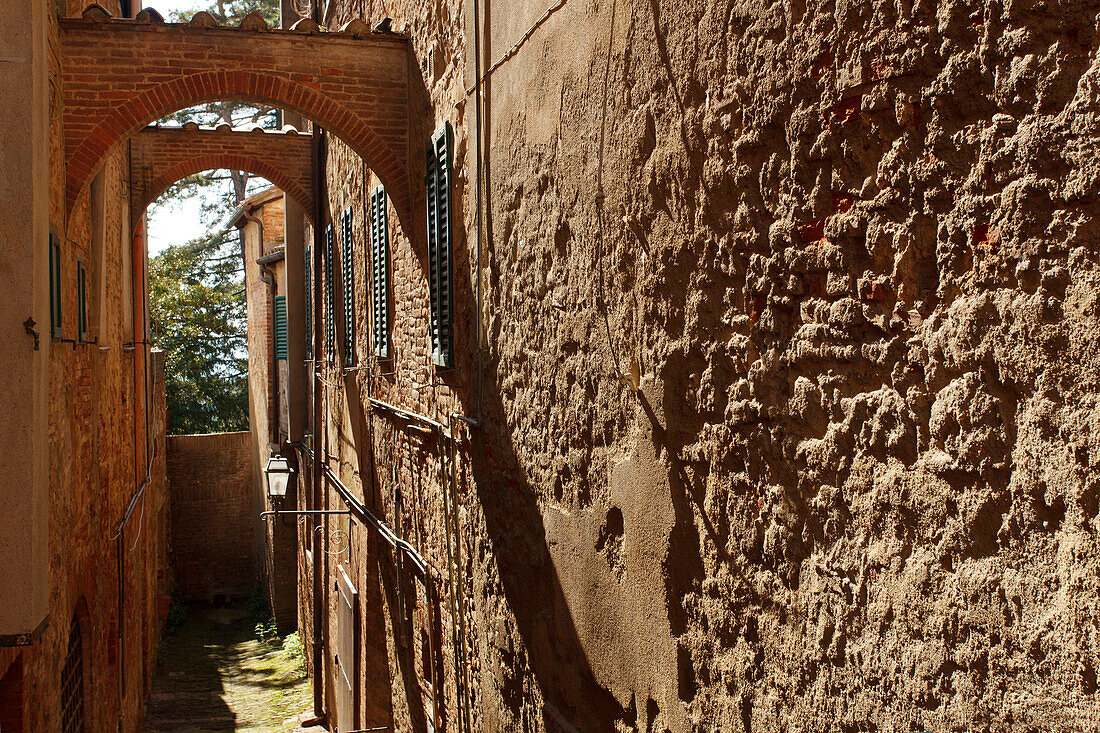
[66,70,411,225]
[133,155,315,234]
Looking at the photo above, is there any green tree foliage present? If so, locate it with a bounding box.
[157,0,282,204]
[150,229,249,435]
[149,0,281,434]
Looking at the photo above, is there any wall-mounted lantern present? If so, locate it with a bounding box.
[259,443,350,524]
[264,453,295,515]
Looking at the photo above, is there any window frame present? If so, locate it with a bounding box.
[49,232,62,338]
[304,245,313,361]
[76,260,88,343]
[60,615,84,733]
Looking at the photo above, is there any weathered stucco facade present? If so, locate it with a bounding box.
[299,0,1100,731]
[0,2,171,730]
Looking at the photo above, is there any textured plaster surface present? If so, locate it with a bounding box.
[303,0,1100,730]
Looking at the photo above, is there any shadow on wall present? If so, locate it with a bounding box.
[460,0,625,725]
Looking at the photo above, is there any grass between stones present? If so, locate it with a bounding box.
[145,602,314,732]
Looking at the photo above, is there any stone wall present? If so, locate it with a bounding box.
[303,0,1100,731]
[167,432,257,603]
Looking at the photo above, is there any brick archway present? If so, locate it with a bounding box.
[60,17,411,224]
[130,126,315,233]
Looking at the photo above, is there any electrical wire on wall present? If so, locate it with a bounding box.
[595,0,623,380]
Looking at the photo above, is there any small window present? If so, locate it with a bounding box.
[323,225,335,363]
[370,186,391,359]
[426,123,454,368]
[60,615,84,733]
[49,232,62,338]
[340,208,356,366]
[304,245,313,361]
[76,260,88,342]
[274,295,287,360]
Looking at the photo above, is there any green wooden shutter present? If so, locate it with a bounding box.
[304,245,313,361]
[49,232,62,337]
[370,185,390,359]
[324,225,335,363]
[76,260,87,342]
[274,295,288,360]
[340,208,356,366]
[426,122,454,368]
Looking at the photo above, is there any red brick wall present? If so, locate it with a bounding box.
[129,125,314,233]
[58,16,411,223]
[166,432,258,602]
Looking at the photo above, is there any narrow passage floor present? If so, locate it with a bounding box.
[145,603,315,732]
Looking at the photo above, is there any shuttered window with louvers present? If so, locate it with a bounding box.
[340,208,356,366]
[426,122,454,368]
[370,185,390,359]
[304,245,313,361]
[324,225,335,363]
[274,295,287,360]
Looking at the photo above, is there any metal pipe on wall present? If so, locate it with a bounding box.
[310,107,327,723]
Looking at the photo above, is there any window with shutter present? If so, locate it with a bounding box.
[76,260,88,342]
[370,185,391,359]
[340,207,356,366]
[323,225,335,363]
[304,246,313,361]
[274,295,287,360]
[426,122,454,368]
[49,232,62,338]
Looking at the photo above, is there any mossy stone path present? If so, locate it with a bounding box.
[145,604,315,732]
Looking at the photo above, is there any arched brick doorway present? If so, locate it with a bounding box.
[60,16,412,225]
[128,125,317,233]
[133,158,315,234]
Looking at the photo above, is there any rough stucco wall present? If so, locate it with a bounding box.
[308,0,1100,731]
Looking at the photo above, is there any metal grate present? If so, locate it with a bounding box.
[369,185,390,359]
[425,122,454,368]
[340,208,356,366]
[60,615,84,733]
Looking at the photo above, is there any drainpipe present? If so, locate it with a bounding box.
[309,95,327,722]
[471,0,486,427]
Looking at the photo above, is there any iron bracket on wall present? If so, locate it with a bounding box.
[260,509,350,521]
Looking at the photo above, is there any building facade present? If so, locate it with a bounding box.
[0,2,171,729]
